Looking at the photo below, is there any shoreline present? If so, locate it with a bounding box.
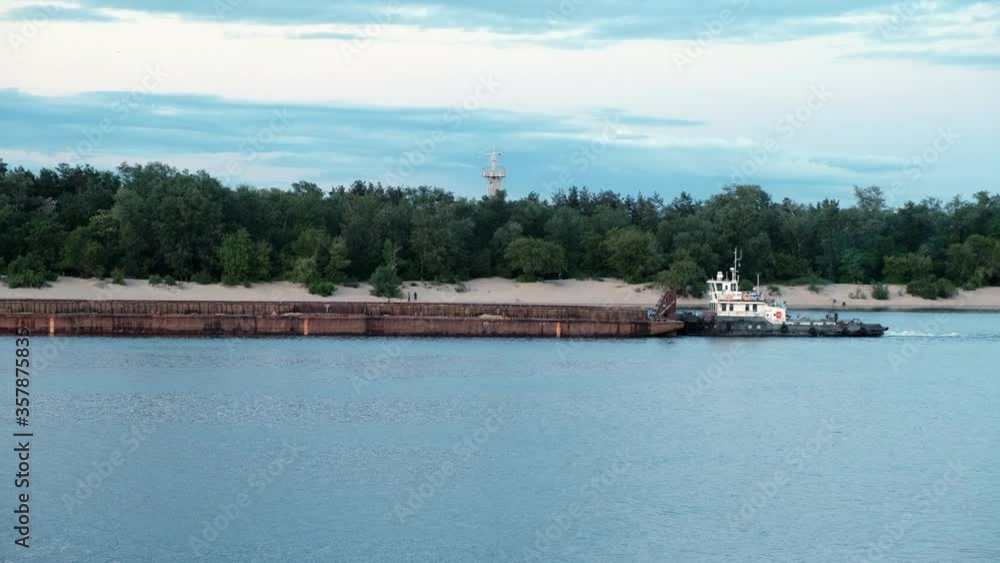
[2,276,999,312]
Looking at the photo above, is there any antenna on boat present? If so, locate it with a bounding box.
[730,247,742,282]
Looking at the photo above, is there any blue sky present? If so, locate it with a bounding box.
[1,0,997,202]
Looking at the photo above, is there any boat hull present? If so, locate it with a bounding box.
[679,314,887,337]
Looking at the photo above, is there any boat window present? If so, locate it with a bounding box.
[729,304,735,312]
[753,304,758,312]
[744,304,749,312]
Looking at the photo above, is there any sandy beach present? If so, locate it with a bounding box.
[2,276,999,311]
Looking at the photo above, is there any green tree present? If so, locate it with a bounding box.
[504,237,567,281]
[655,257,707,297]
[370,239,403,298]
[883,253,933,283]
[219,229,256,286]
[603,227,660,283]
[946,235,1000,288]
[370,265,402,298]
[324,236,351,282]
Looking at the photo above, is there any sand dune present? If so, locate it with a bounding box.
[2,276,999,311]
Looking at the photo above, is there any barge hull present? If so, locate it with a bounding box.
[0,300,683,338]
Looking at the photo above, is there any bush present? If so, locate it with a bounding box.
[654,258,706,297]
[307,280,337,297]
[505,237,567,281]
[162,275,177,286]
[111,268,126,286]
[906,276,957,300]
[289,257,319,285]
[370,265,402,298]
[871,283,889,300]
[455,282,468,293]
[802,273,827,293]
[192,271,214,285]
[603,228,660,283]
[219,229,256,286]
[5,255,53,288]
[738,279,754,292]
[883,253,932,284]
[148,274,163,286]
[767,285,781,296]
[936,278,957,299]
[848,288,868,300]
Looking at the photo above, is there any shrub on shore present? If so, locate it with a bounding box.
[370,265,402,298]
[4,255,53,288]
[906,276,957,300]
[871,283,890,300]
[308,280,337,297]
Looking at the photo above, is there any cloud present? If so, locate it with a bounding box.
[0,5,114,22]
[0,1,995,202]
[4,88,982,203]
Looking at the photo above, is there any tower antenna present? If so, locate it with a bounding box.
[481,147,506,197]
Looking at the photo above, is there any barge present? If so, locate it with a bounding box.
[0,299,683,338]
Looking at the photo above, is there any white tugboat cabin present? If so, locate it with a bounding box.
[706,249,787,326]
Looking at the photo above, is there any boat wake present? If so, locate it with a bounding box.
[886,331,962,338]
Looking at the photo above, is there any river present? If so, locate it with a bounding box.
[4,311,998,562]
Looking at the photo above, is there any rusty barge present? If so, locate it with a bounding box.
[0,296,683,338]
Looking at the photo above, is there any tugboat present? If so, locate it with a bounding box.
[678,250,888,337]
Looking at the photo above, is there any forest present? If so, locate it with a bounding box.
[1,157,998,299]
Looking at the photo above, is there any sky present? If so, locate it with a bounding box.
[0,0,997,202]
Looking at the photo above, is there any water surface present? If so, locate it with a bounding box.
[4,311,998,562]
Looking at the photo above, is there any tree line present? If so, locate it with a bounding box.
[1,158,998,299]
